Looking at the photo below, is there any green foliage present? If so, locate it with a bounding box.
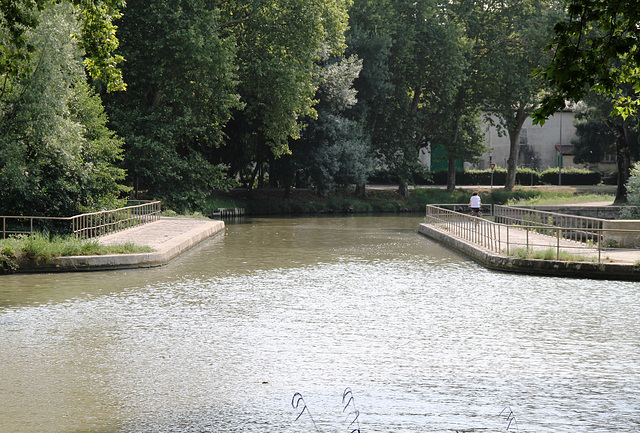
[348,0,487,189]
[0,4,128,217]
[429,167,541,186]
[0,0,125,91]
[572,99,617,164]
[509,247,594,262]
[290,55,371,195]
[489,188,539,205]
[539,167,602,185]
[104,0,241,211]
[0,232,152,272]
[507,192,613,206]
[207,187,549,216]
[221,0,352,162]
[569,92,638,203]
[534,0,640,122]
[622,161,640,218]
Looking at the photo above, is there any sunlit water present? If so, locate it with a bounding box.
[1,215,638,433]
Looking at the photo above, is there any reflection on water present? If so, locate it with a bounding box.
[1,215,639,433]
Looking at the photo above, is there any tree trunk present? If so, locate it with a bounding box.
[445,92,465,192]
[398,181,409,197]
[446,156,456,191]
[605,120,631,204]
[354,183,366,198]
[504,106,528,191]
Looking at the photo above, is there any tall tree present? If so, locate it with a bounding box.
[103,0,240,211]
[414,0,488,191]
[481,0,562,190]
[571,92,639,203]
[534,0,640,121]
[534,0,640,201]
[348,0,483,194]
[219,0,351,189]
[0,0,126,92]
[288,54,369,196]
[0,3,127,216]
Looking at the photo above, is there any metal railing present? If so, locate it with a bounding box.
[423,204,640,264]
[425,205,502,253]
[429,203,494,217]
[494,205,603,244]
[213,207,245,218]
[1,201,162,239]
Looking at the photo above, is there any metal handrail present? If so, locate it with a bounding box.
[495,204,602,228]
[424,204,640,264]
[1,201,162,239]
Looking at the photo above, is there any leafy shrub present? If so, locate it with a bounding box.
[0,233,152,272]
[622,162,640,218]
[430,167,540,186]
[489,188,537,204]
[539,167,601,185]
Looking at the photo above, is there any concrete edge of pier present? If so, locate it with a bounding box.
[15,217,226,273]
[418,223,640,281]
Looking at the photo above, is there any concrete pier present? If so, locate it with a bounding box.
[16,217,225,273]
[419,222,640,281]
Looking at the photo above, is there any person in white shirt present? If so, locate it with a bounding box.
[469,191,482,216]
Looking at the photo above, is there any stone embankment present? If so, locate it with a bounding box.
[418,221,640,281]
[17,217,225,273]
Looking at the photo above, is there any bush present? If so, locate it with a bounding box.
[368,167,434,185]
[368,168,397,184]
[602,171,618,185]
[621,162,640,218]
[488,188,537,204]
[539,167,601,185]
[430,167,540,186]
[0,233,153,273]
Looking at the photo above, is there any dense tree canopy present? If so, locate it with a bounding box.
[3,0,630,214]
[480,0,563,190]
[0,0,126,91]
[218,0,352,190]
[534,0,640,121]
[0,3,127,216]
[347,0,483,193]
[533,0,640,202]
[102,0,241,210]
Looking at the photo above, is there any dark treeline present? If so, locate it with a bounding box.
[0,0,637,214]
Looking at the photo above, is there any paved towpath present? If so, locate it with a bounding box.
[98,217,224,252]
[419,208,640,280]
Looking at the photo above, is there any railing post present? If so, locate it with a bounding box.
[506,225,509,256]
[598,228,602,263]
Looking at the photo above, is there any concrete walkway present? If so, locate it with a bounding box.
[419,221,640,280]
[443,219,640,264]
[18,217,225,273]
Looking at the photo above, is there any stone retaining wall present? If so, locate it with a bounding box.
[602,220,640,248]
[418,223,640,281]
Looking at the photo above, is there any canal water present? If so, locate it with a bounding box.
[0,215,638,433]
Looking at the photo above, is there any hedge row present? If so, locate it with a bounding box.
[371,167,603,186]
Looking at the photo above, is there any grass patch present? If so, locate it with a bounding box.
[0,233,152,273]
[508,247,595,262]
[161,209,208,219]
[507,192,614,206]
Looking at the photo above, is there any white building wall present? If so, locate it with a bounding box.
[477,111,577,170]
